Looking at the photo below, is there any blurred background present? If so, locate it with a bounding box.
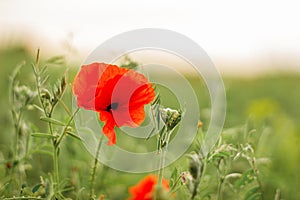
[0,0,300,199]
[1,0,300,75]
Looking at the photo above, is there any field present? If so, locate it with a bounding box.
[0,46,299,200]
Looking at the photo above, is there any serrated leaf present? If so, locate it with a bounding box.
[32,183,42,193]
[40,117,65,126]
[31,133,56,139]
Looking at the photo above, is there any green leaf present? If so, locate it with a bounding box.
[33,104,44,113]
[11,61,25,81]
[146,128,156,140]
[212,151,232,160]
[244,186,261,200]
[33,150,53,157]
[40,117,65,126]
[32,183,42,193]
[235,169,255,188]
[45,55,65,65]
[66,131,82,141]
[169,167,178,188]
[40,65,48,75]
[31,133,56,139]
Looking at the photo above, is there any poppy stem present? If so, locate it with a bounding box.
[53,145,60,197]
[89,134,103,200]
[156,130,172,199]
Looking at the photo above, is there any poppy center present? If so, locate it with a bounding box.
[106,102,119,111]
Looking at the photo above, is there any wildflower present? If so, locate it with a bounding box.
[160,108,181,131]
[128,175,170,200]
[73,63,155,145]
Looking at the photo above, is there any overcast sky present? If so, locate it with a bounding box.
[1,0,300,73]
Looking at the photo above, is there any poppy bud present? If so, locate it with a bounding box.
[188,153,202,180]
[180,172,194,193]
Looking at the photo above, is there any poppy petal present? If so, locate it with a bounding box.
[73,63,107,110]
[109,72,155,127]
[127,175,170,200]
[99,111,117,145]
[73,63,155,146]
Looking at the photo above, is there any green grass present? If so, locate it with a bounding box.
[0,46,300,199]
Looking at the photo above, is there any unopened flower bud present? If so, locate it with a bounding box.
[41,88,51,100]
[188,153,202,180]
[180,171,193,185]
[181,172,194,193]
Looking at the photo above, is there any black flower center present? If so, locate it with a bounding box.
[106,102,119,111]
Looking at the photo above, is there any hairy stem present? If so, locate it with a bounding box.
[191,159,206,200]
[53,146,60,197]
[89,135,103,200]
[155,130,172,200]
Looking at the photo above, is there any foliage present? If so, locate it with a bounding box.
[0,47,300,199]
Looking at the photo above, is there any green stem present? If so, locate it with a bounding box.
[217,181,223,200]
[52,107,79,198]
[217,175,224,200]
[53,145,60,197]
[216,159,224,200]
[157,132,169,186]
[169,176,182,192]
[58,97,72,117]
[89,135,103,200]
[191,158,206,200]
[191,180,200,200]
[155,130,172,200]
[250,157,264,200]
[56,107,80,146]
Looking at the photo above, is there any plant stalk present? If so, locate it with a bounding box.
[89,135,103,200]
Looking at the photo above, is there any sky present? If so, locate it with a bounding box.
[1,0,300,74]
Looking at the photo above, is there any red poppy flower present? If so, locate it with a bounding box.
[73,62,155,145]
[128,175,170,200]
